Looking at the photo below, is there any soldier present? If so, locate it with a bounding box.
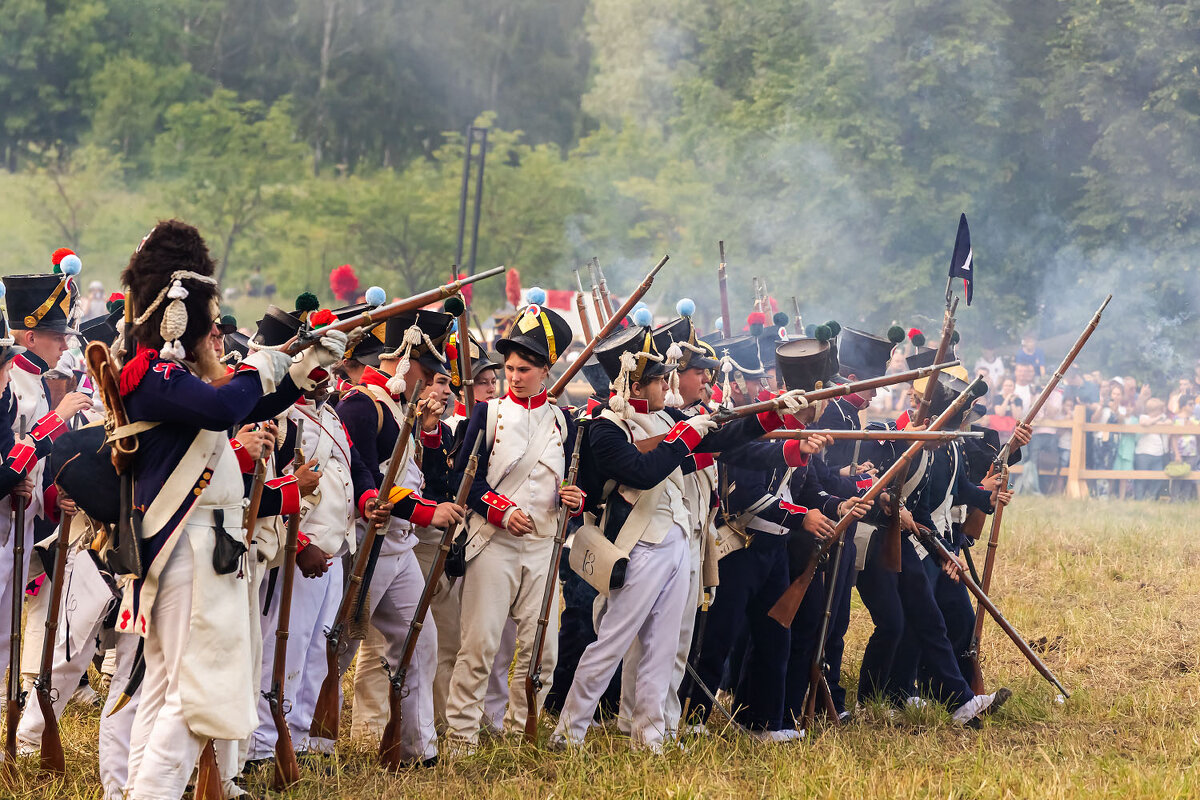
[552,315,787,752]
[335,309,464,765]
[444,300,582,751]
[113,220,345,800]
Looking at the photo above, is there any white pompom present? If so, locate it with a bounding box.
[666,341,683,361]
[386,373,407,396]
[167,280,188,300]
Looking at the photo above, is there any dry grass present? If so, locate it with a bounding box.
[9,497,1200,799]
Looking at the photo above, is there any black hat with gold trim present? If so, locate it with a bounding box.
[6,247,83,335]
[652,299,720,372]
[332,295,387,367]
[446,329,499,394]
[595,307,672,416]
[379,307,454,395]
[495,287,573,367]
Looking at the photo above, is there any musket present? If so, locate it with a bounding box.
[524,430,584,743]
[710,362,961,424]
[211,268,505,387]
[195,741,223,800]
[914,296,959,425]
[791,297,803,336]
[267,420,304,791]
[916,526,1070,698]
[453,266,476,419]
[969,294,1110,693]
[593,257,616,318]
[310,380,424,741]
[2,416,28,775]
[767,378,986,628]
[764,429,984,442]
[587,259,609,325]
[548,255,670,400]
[35,509,71,774]
[718,242,732,339]
[380,432,482,770]
[752,277,763,314]
[573,267,595,344]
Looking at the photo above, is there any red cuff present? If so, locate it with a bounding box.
[230,439,256,474]
[31,412,67,442]
[420,426,442,449]
[482,490,514,527]
[235,361,259,376]
[297,531,311,551]
[779,500,809,516]
[43,485,61,525]
[692,452,715,470]
[26,573,45,597]
[756,409,787,433]
[855,476,874,492]
[408,495,437,527]
[569,489,587,518]
[7,441,36,474]
[357,489,379,516]
[663,420,702,451]
[266,475,301,516]
[782,440,811,468]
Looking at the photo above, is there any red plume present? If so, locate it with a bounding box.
[310,308,336,328]
[505,268,521,308]
[107,292,125,304]
[747,312,767,326]
[51,247,75,266]
[907,327,922,341]
[329,264,359,302]
[458,273,472,306]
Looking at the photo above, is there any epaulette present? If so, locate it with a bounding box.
[119,349,155,396]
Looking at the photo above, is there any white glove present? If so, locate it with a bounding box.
[243,349,292,393]
[777,389,809,416]
[684,415,718,438]
[289,330,348,390]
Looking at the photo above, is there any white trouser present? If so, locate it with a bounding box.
[339,548,437,762]
[17,547,107,753]
[619,532,702,737]
[100,631,140,800]
[485,620,518,733]
[249,558,343,759]
[553,524,690,749]
[350,624,389,740]
[126,528,206,800]
[445,531,557,744]
[20,576,47,690]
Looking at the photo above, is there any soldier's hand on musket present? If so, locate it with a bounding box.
[559,484,585,512]
[506,507,535,537]
[801,509,837,542]
[295,459,321,496]
[297,543,333,578]
[837,496,869,520]
[980,472,1003,493]
[432,502,465,529]
[57,489,78,515]
[994,488,1014,508]
[839,460,875,477]
[55,391,92,421]
[1012,422,1033,449]
[898,507,918,533]
[417,396,445,433]
[363,497,394,524]
[13,475,34,502]
[795,435,826,456]
[235,424,272,460]
[941,552,967,583]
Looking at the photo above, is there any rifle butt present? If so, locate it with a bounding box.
[969,655,985,696]
[195,740,223,800]
[523,678,539,744]
[271,711,301,790]
[38,690,64,775]
[309,663,341,741]
[767,558,816,628]
[378,690,404,772]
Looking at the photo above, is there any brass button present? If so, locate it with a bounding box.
[198,480,209,488]
[193,487,202,496]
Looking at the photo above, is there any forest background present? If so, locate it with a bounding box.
[1,0,1196,382]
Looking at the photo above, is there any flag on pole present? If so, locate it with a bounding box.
[948,213,973,306]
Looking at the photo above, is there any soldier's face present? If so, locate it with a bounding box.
[504,352,549,398]
[474,369,499,402]
[430,373,454,404]
[632,375,668,411]
[677,367,709,405]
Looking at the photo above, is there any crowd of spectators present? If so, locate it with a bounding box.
[869,334,1200,502]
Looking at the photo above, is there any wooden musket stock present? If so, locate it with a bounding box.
[35,511,71,774]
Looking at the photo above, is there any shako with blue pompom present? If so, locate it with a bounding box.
[5,246,84,335]
[496,286,573,367]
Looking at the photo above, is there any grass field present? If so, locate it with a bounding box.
[9,497,1200,799]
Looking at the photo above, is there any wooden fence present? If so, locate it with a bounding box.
[997,405,1200,498]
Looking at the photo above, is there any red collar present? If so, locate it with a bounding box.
[609,393,649,414]
[13,353,43,375]
[453,400,468,417]
[506,388,548,409]
[845,392,869,410]
[359,366,393,394]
